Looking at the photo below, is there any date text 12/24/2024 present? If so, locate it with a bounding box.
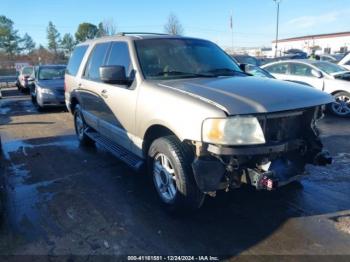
[127,256,220,261]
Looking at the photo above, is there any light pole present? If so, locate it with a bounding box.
[274,0,281,58]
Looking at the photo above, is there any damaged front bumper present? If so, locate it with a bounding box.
[192,107,332,193]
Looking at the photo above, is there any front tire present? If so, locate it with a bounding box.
[35,94,44,112]
[148,136,205,212]
[329,91,350,117]
[74,104,94,146]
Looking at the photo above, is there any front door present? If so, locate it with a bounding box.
[288,63,324,90]
[96,41,138,152]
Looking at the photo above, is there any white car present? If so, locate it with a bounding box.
[339,53,350,70]
[262,60,350,117]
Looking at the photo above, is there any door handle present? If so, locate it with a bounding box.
[78,83,82,88]
[101,89,108,98]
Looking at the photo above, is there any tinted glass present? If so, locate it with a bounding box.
[66,45,88,76]
[313,61,347,74]
[106,42,132,77]
[135,38,241,80]
[236,56,259,66]
[39,67,66,80]
[245,65,273,78]
[265,63,289,74]
[291,63,313,76]
[84,43,110,80]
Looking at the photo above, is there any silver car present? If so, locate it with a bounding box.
[31,65,66,110]
[65,34,333,211]
[16,66,35,92]
[262,60,350,117]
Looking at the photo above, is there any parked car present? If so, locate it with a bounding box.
[319,54,340,63]
[16,66,34,92]
[30,65,66,110]
[338,52,350,70]
[262,60,350,117]
[239,63,313,88]
[284,49,308,59]
[65,34,332,211]
[231,55,260,66]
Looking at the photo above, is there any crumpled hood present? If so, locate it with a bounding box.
[37,79,64,90]
[158,76,334,114]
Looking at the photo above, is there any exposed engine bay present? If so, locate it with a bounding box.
[192,106,332,193]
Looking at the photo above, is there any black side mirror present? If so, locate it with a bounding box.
[239,63,248,73]
[100,65,129,85]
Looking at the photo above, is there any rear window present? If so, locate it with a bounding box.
[66,45,88,76]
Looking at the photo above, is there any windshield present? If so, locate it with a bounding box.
[245,64,273,78]
[235,56,259,66]
[313,61,347,75]
[22,67,33,75]
[135,38,242,80]
[39,67,66,80]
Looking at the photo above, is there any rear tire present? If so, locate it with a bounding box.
[329,91,350,117]
[74,104,94,146]
[148,136,205,212]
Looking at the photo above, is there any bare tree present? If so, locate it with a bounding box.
[97,19,117,37]
[164,13,184,35]
[103,19,117,36]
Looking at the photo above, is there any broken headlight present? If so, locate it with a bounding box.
[202,116,266,145]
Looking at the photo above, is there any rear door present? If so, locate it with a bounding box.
[79,42,111,131]
[289,63,324,90]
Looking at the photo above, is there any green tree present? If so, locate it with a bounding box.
[75,23,98,42]
[97,22,106,37]
[47,21,60,55]
[0,15,22,57]
[61,33,75,56]
[22,33,35,54]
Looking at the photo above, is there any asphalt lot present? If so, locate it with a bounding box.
[0,87,350,259]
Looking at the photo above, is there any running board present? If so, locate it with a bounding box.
[85,129,144,171]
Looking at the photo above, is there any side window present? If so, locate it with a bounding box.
[291,63,313,77]
[106,42,132,77]
[66,45,88,76]
[84,43,110,81]
[266,63,289,74]
[346,60,350,66]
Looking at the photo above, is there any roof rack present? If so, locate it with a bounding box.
[117,32,170,36]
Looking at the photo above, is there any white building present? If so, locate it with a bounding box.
[272,31,350,56]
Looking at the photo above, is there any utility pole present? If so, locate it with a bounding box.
[274,0,281,58]
[230,11,234,54]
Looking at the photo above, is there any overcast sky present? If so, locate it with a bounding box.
[2,0,350,49]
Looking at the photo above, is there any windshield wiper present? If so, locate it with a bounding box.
[202,68,247,77]
[152,71,217,78]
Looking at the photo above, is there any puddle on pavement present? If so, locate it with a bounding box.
[1,138,80,241]
[0,99,15,115]
[6,163,56,240]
